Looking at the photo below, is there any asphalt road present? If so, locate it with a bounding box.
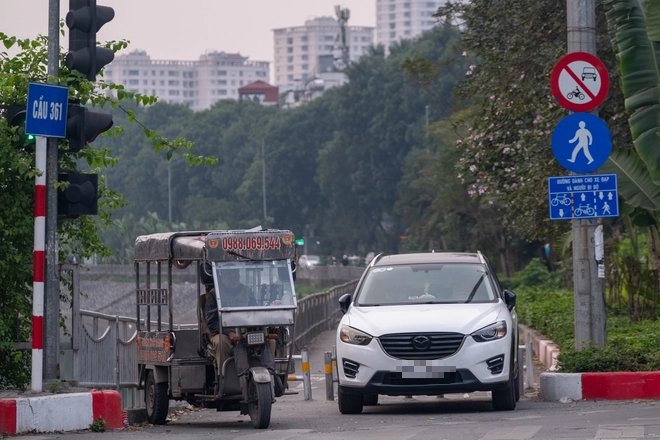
[18,388,660,440]
[15,329,660,439]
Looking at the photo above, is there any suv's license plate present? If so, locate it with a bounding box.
[396,360,456,379]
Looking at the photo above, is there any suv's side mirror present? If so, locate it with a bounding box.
[339,293,352,314]
[504,289,516,311]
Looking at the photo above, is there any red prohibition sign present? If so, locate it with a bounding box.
[550,52,609,112]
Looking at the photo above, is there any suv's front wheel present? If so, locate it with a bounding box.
[338,387,364,414]
[492,358,517,410]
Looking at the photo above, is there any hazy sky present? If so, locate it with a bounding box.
[1,1,376,63]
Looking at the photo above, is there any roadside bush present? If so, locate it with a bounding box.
[513,260,660,372]
[501,258,563,291]
[514,286,574,348]
[559,321,660,372]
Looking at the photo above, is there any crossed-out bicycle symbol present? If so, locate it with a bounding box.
[567,86,585,101]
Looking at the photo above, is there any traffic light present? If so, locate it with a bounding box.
[58,172,98,218]
[66,103,113,152]
[4,106,36,148]
[295,238,305,246]
[65,0,115,81]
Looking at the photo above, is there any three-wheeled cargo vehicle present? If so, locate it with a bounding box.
[134,227,298,428]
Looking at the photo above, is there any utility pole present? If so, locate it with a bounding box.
[44,0,60,383]
[335,5,350,70]
[567,0,606,349]
[261,139,267,223]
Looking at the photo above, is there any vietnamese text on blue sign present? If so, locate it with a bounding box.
[25,83,69,138]
[548,173,618,220]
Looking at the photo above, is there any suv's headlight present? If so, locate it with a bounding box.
[339,325,372,346]
[471,321,507,342]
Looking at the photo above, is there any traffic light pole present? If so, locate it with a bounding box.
[44,0,61,383]
[567,0,607,349]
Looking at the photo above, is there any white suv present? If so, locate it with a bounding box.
[335,252,519,414]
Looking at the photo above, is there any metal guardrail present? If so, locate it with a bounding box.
[293,280,358,349]
[64,275,359,409]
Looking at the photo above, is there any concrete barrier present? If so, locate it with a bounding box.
[0,390,123,434]
[541,371,660,401]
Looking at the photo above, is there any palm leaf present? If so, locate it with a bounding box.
[600,148,660,210]
[605,0,660,179]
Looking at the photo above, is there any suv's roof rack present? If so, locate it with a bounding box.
[370,253,385,267]
[477,250,486,265]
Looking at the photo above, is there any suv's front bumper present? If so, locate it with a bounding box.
[338,369,510,397]
[337,331,513,395]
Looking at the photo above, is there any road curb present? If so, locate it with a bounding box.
[541,372,660,401]
[0,389,123,434]
[519,324,660,401]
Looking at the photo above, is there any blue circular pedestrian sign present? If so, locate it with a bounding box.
[551,113,612,173]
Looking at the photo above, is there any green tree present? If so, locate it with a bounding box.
[0,31,214,388]
[428,0,630,245]
[318,26,469,255]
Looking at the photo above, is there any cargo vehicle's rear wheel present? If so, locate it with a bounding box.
[338,387,363,414]
[145,371,169,424]
[248,380,272,429]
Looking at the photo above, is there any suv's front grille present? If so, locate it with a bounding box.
[379,332,465,360]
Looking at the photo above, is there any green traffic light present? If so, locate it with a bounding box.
[295,238,305,246]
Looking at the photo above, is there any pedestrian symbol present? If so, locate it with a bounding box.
[551,113,611,173]
[567,121,594,164]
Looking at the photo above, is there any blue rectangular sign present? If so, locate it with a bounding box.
[25,83,68,138]
[548,174,618,220]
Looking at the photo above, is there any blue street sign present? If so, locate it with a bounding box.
[551,113,611,173]
[25,82,68,138]
[548,174,618,220]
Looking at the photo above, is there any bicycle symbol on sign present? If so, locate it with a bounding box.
[551,194,572,207]
[567,86,585,101]
[574,204,596,216]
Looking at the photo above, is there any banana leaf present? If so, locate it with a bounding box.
[605,0,660,181]
[600,147,660,210]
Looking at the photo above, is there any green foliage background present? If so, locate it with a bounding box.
[513,261,660,372]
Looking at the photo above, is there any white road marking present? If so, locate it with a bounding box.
[594,424,644,439]
[481,425,542,440]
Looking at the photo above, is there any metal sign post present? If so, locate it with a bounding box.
[25,78,69,391]
[563,0,607,349]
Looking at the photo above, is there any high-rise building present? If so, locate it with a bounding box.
[272,17,374,90]
[376,0,444,51]
[103,50,270,111]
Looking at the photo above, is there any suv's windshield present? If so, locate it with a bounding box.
[213,260,296,309]
[355,263,497,305]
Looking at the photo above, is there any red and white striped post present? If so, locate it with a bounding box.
[31,135,47,392]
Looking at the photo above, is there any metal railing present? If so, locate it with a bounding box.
[293,280,358,349]
[64,273,359,409]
